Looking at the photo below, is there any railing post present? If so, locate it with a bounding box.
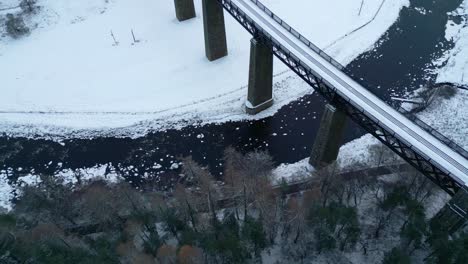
[174,0,196,21]
[202,0,228,61]
[309,103,347,168]
[245,38,274,114]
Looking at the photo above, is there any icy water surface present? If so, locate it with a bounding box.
[0,0,464,188]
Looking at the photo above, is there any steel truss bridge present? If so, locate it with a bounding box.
[218,0,468,196]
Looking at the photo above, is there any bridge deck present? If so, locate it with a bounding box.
[230,0,468,185]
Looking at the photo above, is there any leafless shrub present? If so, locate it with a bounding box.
[5,13,29,38]
[437,85,458,99]
[20,0,38,14]
[368,142,399,166]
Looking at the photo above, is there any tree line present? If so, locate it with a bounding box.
[0,146,467,263]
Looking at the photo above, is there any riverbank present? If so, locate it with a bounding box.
[419,0,468,148]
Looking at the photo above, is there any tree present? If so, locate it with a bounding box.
[382,247,411,264]
[5,14,29,38]
[427,230,468,264]
[283,197,306,244]
[15,175,78,227]
[371,182,408,239]
[0,214,16,256]
[400,199,427,253]
[181,156,219,226]
[224,147,254,221]
[308,202,360,252]
[280,190,322,262]
[178,245,203,264]
[200,213,249,263]
[368,142,401,167]
[157,244,176,264]
[77,181,124,231]
[173,184,199,232]
[20,0,38,13]
[315,162,339,206]
[223,148,274,222]
[252,171,278,244]
[12,223,99,263]
[313,225,336,253]
[223,147,245,220]
[242,216,267,257]
[400,169,436,204]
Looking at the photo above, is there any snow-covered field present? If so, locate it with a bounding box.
[0,0,408,139]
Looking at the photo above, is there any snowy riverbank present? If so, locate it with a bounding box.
[0,0,408,139]
[419,0,468,149]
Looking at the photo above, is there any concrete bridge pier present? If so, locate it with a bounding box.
[431,188,468,234]
[245,38,274,114]
[309,103,347,168]
[202,0,228,61]
[174,0,196,21]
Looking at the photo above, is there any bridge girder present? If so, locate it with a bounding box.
[218,0,463,195]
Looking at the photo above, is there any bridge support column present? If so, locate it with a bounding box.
[202,0,228,61]
[174,0,196,21]
[245,38,273,114]
[309,103,347,168]
[430,188,468,234]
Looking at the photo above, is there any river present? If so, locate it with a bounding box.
[0,0,463,189]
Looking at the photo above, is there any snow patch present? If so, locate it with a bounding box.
[272,157,314,183]
[0,173,14,212]
[0,164,124,211]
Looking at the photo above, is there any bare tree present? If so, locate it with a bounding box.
[224,148,251,221]
[15,175,78,227]
[315,162,340,206]
[178,245,203,264]
[181,156,219,225]
[253,175,279,244]
[157,245,176,264]
[173,183,198,232]
[369,142,399,167]
[19,0,38,13]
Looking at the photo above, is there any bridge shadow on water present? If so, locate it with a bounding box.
[0,0,464,188]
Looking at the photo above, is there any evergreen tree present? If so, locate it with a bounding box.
[242,216,267,257]
[382,247,411,264]
[308,202,360,252]
[428,230,468,264]
[400,199,427,252]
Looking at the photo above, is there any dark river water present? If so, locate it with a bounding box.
[0,0,464,189]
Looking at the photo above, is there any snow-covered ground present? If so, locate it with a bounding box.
[272,134,402,184]
[0,0,408,139]
[419,0,468,149]
[0,172,14,211]
[272,157,313,183]
[436,0,468,86]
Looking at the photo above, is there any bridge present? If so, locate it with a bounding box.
[173,0,468,231]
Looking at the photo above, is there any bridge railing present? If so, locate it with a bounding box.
[247,0,468,160]
[220,0,465,193]
[397,107,468,160]
[248,0,346,71]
